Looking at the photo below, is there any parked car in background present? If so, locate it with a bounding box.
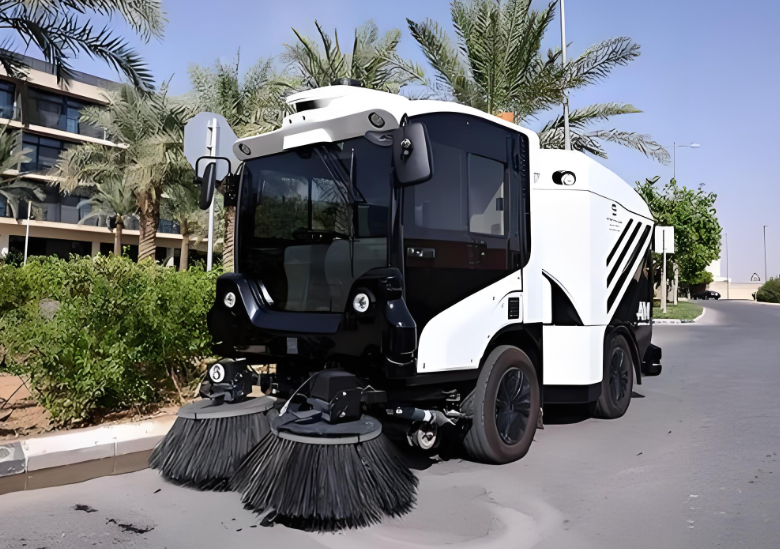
[692,290,721,300]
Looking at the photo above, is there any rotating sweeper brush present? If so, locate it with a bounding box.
[149,359,276,490]
[230,370,418,532]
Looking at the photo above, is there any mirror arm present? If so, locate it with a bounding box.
[223,173,241,207]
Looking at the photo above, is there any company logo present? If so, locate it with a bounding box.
[611,203,617,214]
[636,301,651,322]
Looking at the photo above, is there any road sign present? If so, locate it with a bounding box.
[183,112,239,180]
[654,226,675,254]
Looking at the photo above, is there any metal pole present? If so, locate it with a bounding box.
[560,0,571,151]
[23,203,30,266]
[662,230,667,314]
[763,225,768,282]
[726,233,730,299]
[206,118,217,272]
[673,142,676,180]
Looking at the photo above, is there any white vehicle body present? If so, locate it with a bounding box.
[226,85,656,399]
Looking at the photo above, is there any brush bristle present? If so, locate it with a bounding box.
[149,412,270,490]
[231,431,418,532]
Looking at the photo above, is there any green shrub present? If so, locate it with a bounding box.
[0,254,218,424]
[756,278,780,303]
[0,249,24,267]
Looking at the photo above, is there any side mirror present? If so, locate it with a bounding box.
[392,122,433,186]
[198,162,217,210]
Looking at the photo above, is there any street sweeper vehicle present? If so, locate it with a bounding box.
[150,82,664,531]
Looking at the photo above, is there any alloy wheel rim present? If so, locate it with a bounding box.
[609,348,629,403]
[495,367,531,445]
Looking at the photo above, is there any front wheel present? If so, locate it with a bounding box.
[463,345,540,464]
[593,333,634,419]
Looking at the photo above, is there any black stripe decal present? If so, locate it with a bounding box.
[606,218,634,266]
[607,222,642,286]
[607,226,651,311]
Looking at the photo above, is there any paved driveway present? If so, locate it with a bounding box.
[1,300,778,549]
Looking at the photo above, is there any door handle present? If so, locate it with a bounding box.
[407,247,435,259]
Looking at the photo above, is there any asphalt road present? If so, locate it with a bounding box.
[1,300,779,549]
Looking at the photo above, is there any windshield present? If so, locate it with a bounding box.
[237,136,392,313]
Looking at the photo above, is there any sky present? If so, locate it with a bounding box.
[14,0,780,281]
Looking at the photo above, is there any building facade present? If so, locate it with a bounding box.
[0,54,201,266]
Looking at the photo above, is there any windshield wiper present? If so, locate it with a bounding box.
[315,146,366,204]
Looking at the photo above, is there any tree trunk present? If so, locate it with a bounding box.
[114,218,124,256]
[223,204,236,272]
[673,263,679,305]
[137,189,160,262]
[179,220,190,272]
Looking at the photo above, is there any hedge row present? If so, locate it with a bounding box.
[0,254,218,425]
[756,278,780,304]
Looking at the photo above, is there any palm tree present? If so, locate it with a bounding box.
[0,123,45,218]
[0,0,164,90]
[407,0,669,163]
[187,51,292,137]
[56,83,191,261]
[161,180,204,271]
[77,179,137,255]
[283,20,426,93]
[187,52,294,271]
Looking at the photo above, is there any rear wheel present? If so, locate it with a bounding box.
[463,345,540,464]
[593,333,634,419]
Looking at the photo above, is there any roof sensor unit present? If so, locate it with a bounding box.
[331,78,364,87]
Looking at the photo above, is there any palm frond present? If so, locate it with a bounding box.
[569,37,640,88]
[0,0,162,89]
[284,20,423,93]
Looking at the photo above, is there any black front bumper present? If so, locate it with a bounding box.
[208,269,418,378]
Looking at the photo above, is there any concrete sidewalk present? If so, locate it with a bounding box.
[0,414,175,495]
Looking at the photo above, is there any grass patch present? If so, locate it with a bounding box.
[652,300,704,320]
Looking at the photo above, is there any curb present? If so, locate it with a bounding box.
[691,307,707,323]
[0,415,175,496]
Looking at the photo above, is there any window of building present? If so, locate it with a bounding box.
[27,88,103,138]
[158,219,181,234]
[0,80,15,120]
[21,133,73,172]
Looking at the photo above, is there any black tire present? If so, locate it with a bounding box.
[593,333,634,419]
[463,345,540,464]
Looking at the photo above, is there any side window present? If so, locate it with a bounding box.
[411,141,467,232]
[405,113,509,240]
[468,153,505,235]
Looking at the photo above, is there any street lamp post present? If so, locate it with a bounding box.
[671,142,701,180]
[725,233,730,300]
[764,225,768,282]
[560,0,571,151]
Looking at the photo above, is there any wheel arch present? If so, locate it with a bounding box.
[606,325,642,386]
[483,323,543,387]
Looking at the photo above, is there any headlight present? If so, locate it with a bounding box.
[353,293,370,313]
[224,292,237,308]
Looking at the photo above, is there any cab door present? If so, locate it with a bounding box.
[402,113,520,332]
